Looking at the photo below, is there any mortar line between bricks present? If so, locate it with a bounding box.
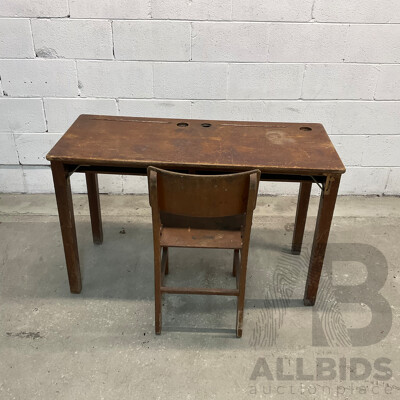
[225,64,230,100]
[151,64,155,99]
[300,64,307,99]
[383,169,391,193]
[116,98,121,115]
[74,60,83,97]
[11,134,22,167]
[3,97,400,102]
[1,59,399,65]
[310,0,317,20]
[28,18,36,57]
[189,100,193,119]
[110,20,116,60]
[372,65,382,100]
[2,17,400,25]
[189,22,193,61]
[266,23,271,61]
[41,98,49,132]
[5,97,400,102]
[74,59,81,97]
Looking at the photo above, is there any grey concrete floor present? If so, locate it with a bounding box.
[0,193,400,399]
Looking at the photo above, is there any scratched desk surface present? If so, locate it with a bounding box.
[47,115,345,175]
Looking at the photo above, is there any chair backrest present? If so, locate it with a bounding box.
[148,167,260,224]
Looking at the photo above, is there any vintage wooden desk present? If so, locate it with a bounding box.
[46,114,345,306]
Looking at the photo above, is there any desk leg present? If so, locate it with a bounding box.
[292,182,312,255]
[51,161,82,294]
[85,172,103,244]
[304,175,340,306]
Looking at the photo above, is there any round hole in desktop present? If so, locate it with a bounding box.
[201,123,212,128]
[300,126,312,131]
[177,122,189,127]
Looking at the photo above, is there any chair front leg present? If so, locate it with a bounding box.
[154,246,162,335]
[236,248,248,338]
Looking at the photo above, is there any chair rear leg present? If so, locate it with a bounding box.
[165,247,169,275]
[236,249,248,338]
[232,249,239,277]
[154,247,162,334]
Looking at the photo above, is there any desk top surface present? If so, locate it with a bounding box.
[47,115,345,175]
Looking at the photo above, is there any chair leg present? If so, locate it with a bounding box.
[165,247,169,275]
[232,249,239,277]
[236,248,249,338]
[154,247,162,335]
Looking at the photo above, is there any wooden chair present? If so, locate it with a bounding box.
[148,166,261,337]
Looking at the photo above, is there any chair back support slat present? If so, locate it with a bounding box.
[148,167,260,218]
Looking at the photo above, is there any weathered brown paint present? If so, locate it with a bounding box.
[304,175,341,306]
[148,167,260,337]
[50,161,81,293]
[46,115,345,309]
[85,172,103,244]
[47,115,345,175]
[292,181,312,254]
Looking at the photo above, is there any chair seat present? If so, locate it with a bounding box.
[160,227,243,249]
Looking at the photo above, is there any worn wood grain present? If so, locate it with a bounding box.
[47,115,345,175]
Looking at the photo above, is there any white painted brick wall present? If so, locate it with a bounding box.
[375,66,400,100]
[14,133,62,164]
[77,61,153,98]
[227,64,304,99]
[31,19,113,60]
[154,63,227,99]
[0,133,19,164]
[386,168,400,195]
[0,59,77,97]
[361,136,400,167]
[329,136,364,167]
[191,101,266,121]
[113,21,190,61]
[0,1,399,195]
[268,24,348,62]
[22,166,55,193]
[44,98,118,132]
[232,0,314,22]
[332,102,400,135]
[302,64,379,100]
[345,25,400,63]
[152,0,230,20]
[0,19,35,58]
[0,0,68,18]
[0,99,46,132]
[192,23,269,62]
[314,0,400,23]
[264,101,336,131]
[339,167,389,195]
[69,0,150,19]
[119,99,191,119]
[0,166,25,192]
